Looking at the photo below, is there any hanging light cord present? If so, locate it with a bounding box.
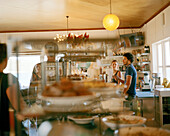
[66,16,69,35]
[110,0,112,14]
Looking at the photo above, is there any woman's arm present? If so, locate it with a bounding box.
[6,84,27,112]
[117,71,121,84]
[113,72,124,84]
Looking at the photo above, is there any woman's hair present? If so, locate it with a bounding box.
[0,43,7,63]
[123,53,134,63]
[112,60,118,63]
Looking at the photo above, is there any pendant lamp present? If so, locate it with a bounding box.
[103,0,120,31]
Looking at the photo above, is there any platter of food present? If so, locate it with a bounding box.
[118,127,170,136]
[68,115,97,124]
[102,115,146,130]
[38,78,97,106]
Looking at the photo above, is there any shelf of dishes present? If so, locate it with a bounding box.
[121,71,150,73]
[48,50,105,54]
[140,53,150,56]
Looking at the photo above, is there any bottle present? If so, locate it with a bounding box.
[139,79,144,90]
[100,67,102,74]
[142,80,144,89]
[144,45,150,53]
[147,46,150,53]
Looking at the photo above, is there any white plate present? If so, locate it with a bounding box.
[38,94,96,106]
[102,115,146,130]
[68,115,97,124]
[119,127,170,136]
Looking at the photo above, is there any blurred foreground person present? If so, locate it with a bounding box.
[0,43,26,136]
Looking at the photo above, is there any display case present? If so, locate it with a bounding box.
[154,88,170,127]
[6,40,147,136]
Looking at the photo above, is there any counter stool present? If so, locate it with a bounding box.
[123,97,143,116]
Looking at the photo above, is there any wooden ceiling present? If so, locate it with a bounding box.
[0,0,169,33]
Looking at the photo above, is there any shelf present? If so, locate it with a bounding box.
[137,71,150,73]
[141,53,150,56]
[48,50,105,54]
[163,113,170,115]
[109,55,123,57]
[121,71,151,73]
[134,62,150,65]
[139,62,150,64]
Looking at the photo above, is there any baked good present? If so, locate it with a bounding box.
[42,78,93,97]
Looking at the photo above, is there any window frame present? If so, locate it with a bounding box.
[152,37,170,81]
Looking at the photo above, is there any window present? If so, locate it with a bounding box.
[4,55,40,89]
[152,37,170,82]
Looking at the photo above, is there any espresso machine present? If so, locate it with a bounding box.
[141,73,151,91]
[152,73,162,89]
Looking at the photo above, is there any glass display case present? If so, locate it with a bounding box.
[6,39,146,136]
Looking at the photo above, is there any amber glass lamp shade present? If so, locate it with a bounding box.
[103,14,120,31]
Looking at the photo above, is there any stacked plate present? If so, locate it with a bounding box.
[68,115,97,124]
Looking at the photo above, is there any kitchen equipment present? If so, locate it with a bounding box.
[141,73,151,91]
[152,73,161,90]
[144,73,149,84]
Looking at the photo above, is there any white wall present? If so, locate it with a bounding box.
[0,33,8,43]
[143,6,170,44]
[142,6,170,73]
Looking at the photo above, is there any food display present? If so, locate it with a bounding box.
[118,127,170,136]
[42,78,93,97]
[102,115,146,130]
[38,78,97,108]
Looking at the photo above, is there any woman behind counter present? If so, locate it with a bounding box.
[111,60,121,84]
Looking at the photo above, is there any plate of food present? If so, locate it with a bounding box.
[118,127,170,136]
[68,115,97,124]
[102,115,146,130]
